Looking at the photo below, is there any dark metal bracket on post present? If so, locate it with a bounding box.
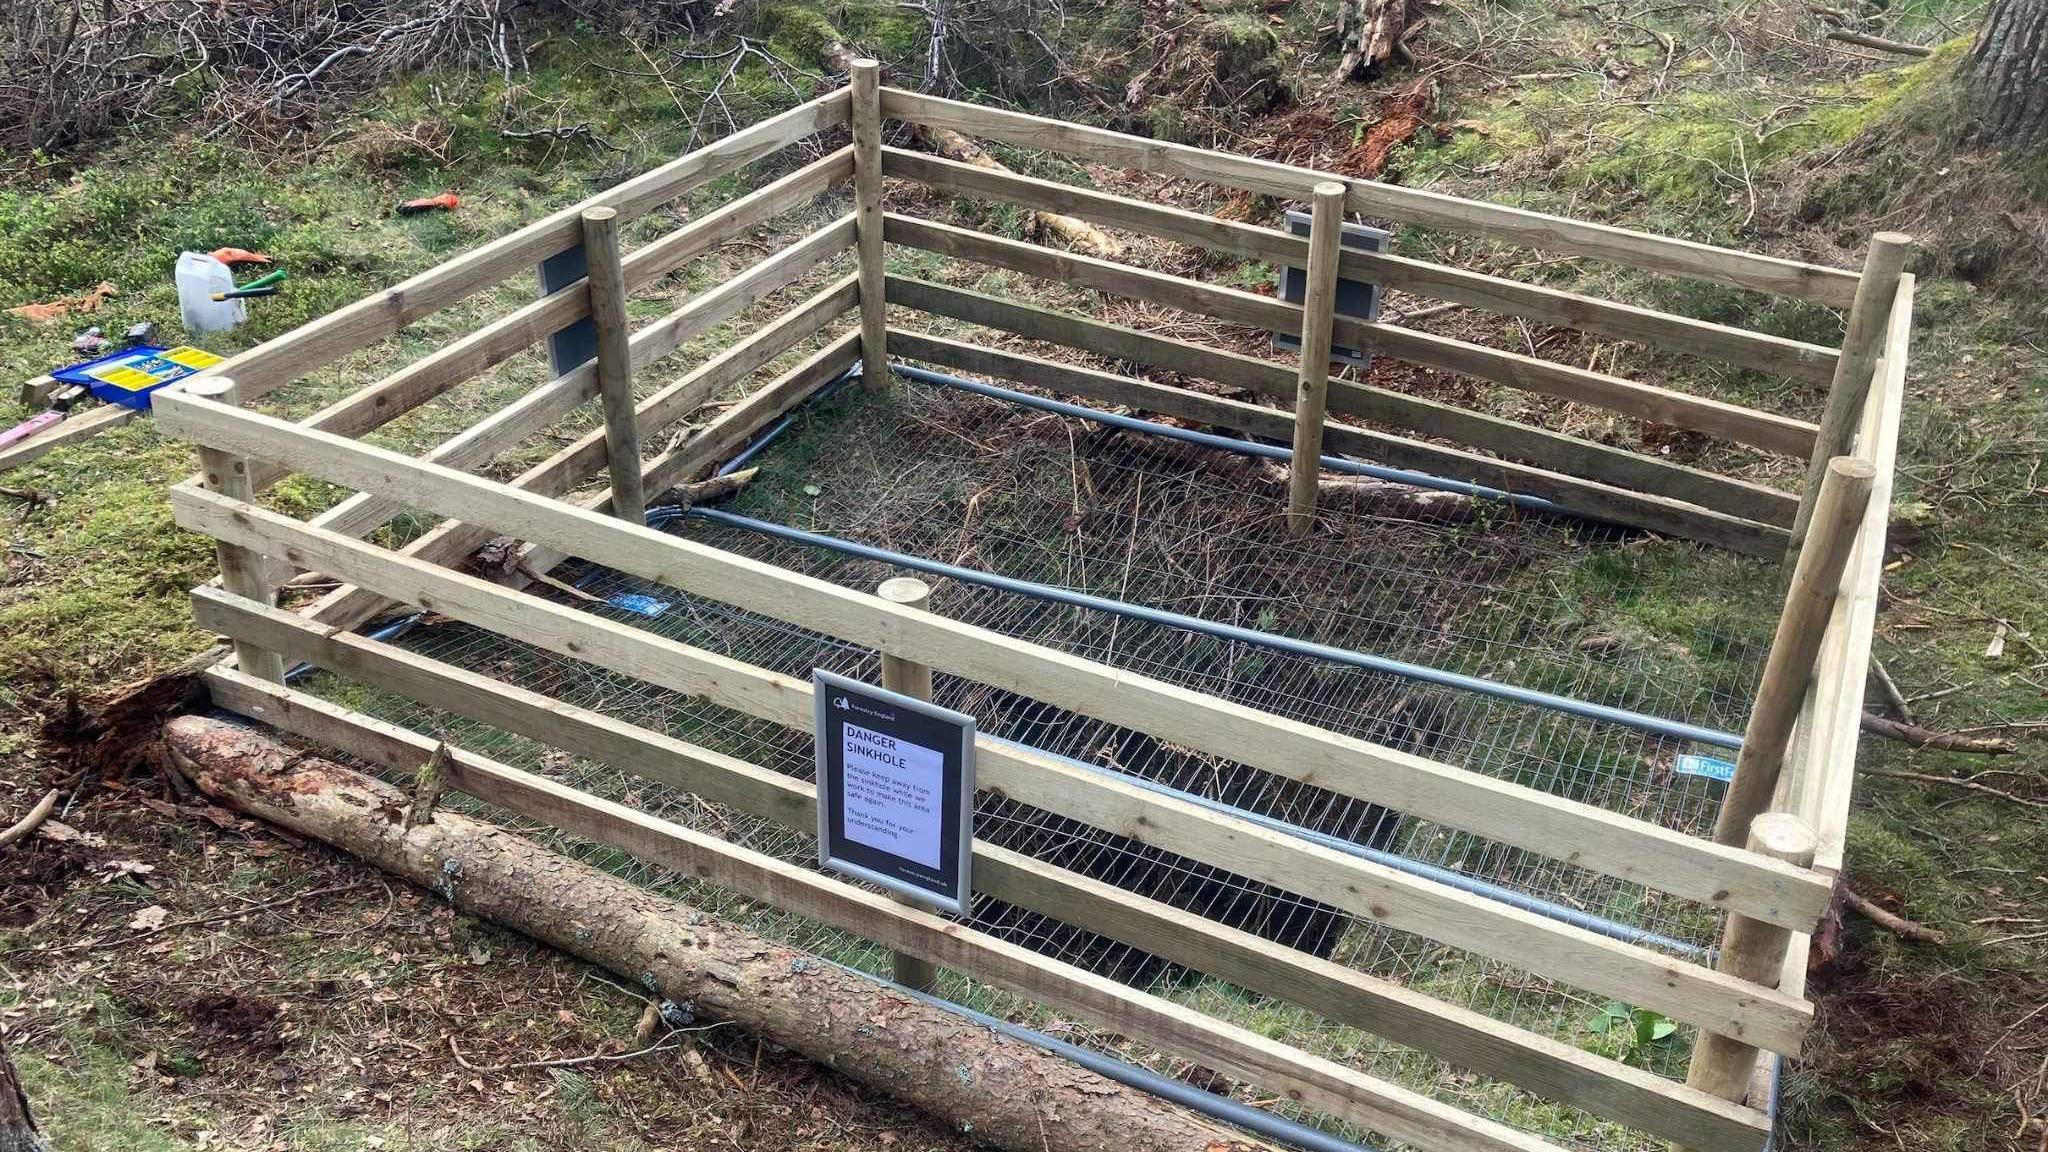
[540,245,599,375]
[1273,213,1392,367]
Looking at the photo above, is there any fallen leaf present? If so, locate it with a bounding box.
[6,281,117,324]
[128,905,169,931]
[101,859,157,883]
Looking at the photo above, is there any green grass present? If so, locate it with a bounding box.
[6,4,2047,1150]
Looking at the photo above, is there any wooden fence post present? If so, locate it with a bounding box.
[852,59,889,388]
[1287,181,1346,536]
[187,376,286,683]
[1717,456,1875,846]
[1686,813,1818,1105]
[582,207,646,524]
[876,574,940,993]
[1786,231,1909,561]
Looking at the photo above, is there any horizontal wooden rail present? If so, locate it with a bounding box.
[250,146,856,494]
[192,91,849,403]
[889,329,1788,556]
[503,325,866,578]
[533,276,861,504]
[169,535,1818,1063]
[299,273,858,637]
[880,88,1860,308]
[886,276,1798,528]
[643,331,860,496]
[168,495,1812,1055]
[301,216,856,543]
[886,214,1819,456]
[155,396,1829,937]
[196,591,1773,1152]
[884,148,1838,385]
[197,663,1564,1152]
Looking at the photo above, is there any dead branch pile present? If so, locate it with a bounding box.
[0,0,711,156]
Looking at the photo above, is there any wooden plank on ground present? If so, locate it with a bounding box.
[890,329,1788,556]
[0,405,139,473]
[884,148,1839,384]
[167,484,1819,1053]
[886,214,1818,456]
[194,592,1775,1152]
[190,91,851,402]
[879,89,1860,308]
[195,663,1566,1152]
[887,276,1798,527]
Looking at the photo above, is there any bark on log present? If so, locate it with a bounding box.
[912,125,1127,260]
[0,1037,53,1152]
[161,714,1272,1152]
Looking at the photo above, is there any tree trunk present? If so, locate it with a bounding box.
[1968,0,2048,147]
[1335,0,1413,80]
[160,715,1271,1152]
[0,1037,54,1152]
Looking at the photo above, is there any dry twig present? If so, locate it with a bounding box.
[1841,885,1949,944]
[0,790,59,849]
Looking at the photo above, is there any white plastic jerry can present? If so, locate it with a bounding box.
[175,251,246,333]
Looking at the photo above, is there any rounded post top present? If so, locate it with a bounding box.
[1747,812,1819,865]
[877,576,931,608]
[581,206,619,224]
[1312,180,1347,199]
[185,375,239,401]
[1824,456,1878,482]
[1871,231,1914,249]
[852,58,881,72]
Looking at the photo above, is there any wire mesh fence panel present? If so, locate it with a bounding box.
[292,370,1783,1152]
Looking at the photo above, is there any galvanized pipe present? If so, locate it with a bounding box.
[678,504,1744,750]
[891,362,1564,513]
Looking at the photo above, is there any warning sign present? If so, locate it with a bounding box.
[813,669,974,913]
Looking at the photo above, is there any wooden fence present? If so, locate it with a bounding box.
[155,64,1912,1152]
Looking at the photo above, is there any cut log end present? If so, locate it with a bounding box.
[160,715,1279,1152]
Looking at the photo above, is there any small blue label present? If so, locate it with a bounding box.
[1675,754,1736,783]
[608,593,671,618]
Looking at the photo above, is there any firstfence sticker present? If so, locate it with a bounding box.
[813,669,975,913]
[1674,754,1737,783]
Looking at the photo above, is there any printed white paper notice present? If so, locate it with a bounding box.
[839,721,944,868]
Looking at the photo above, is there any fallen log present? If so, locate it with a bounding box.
[911,125,1126,260]
[813,39,1122,260]
[161,714,1271,1152]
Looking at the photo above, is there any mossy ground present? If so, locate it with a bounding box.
[4,2,2047,1150]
